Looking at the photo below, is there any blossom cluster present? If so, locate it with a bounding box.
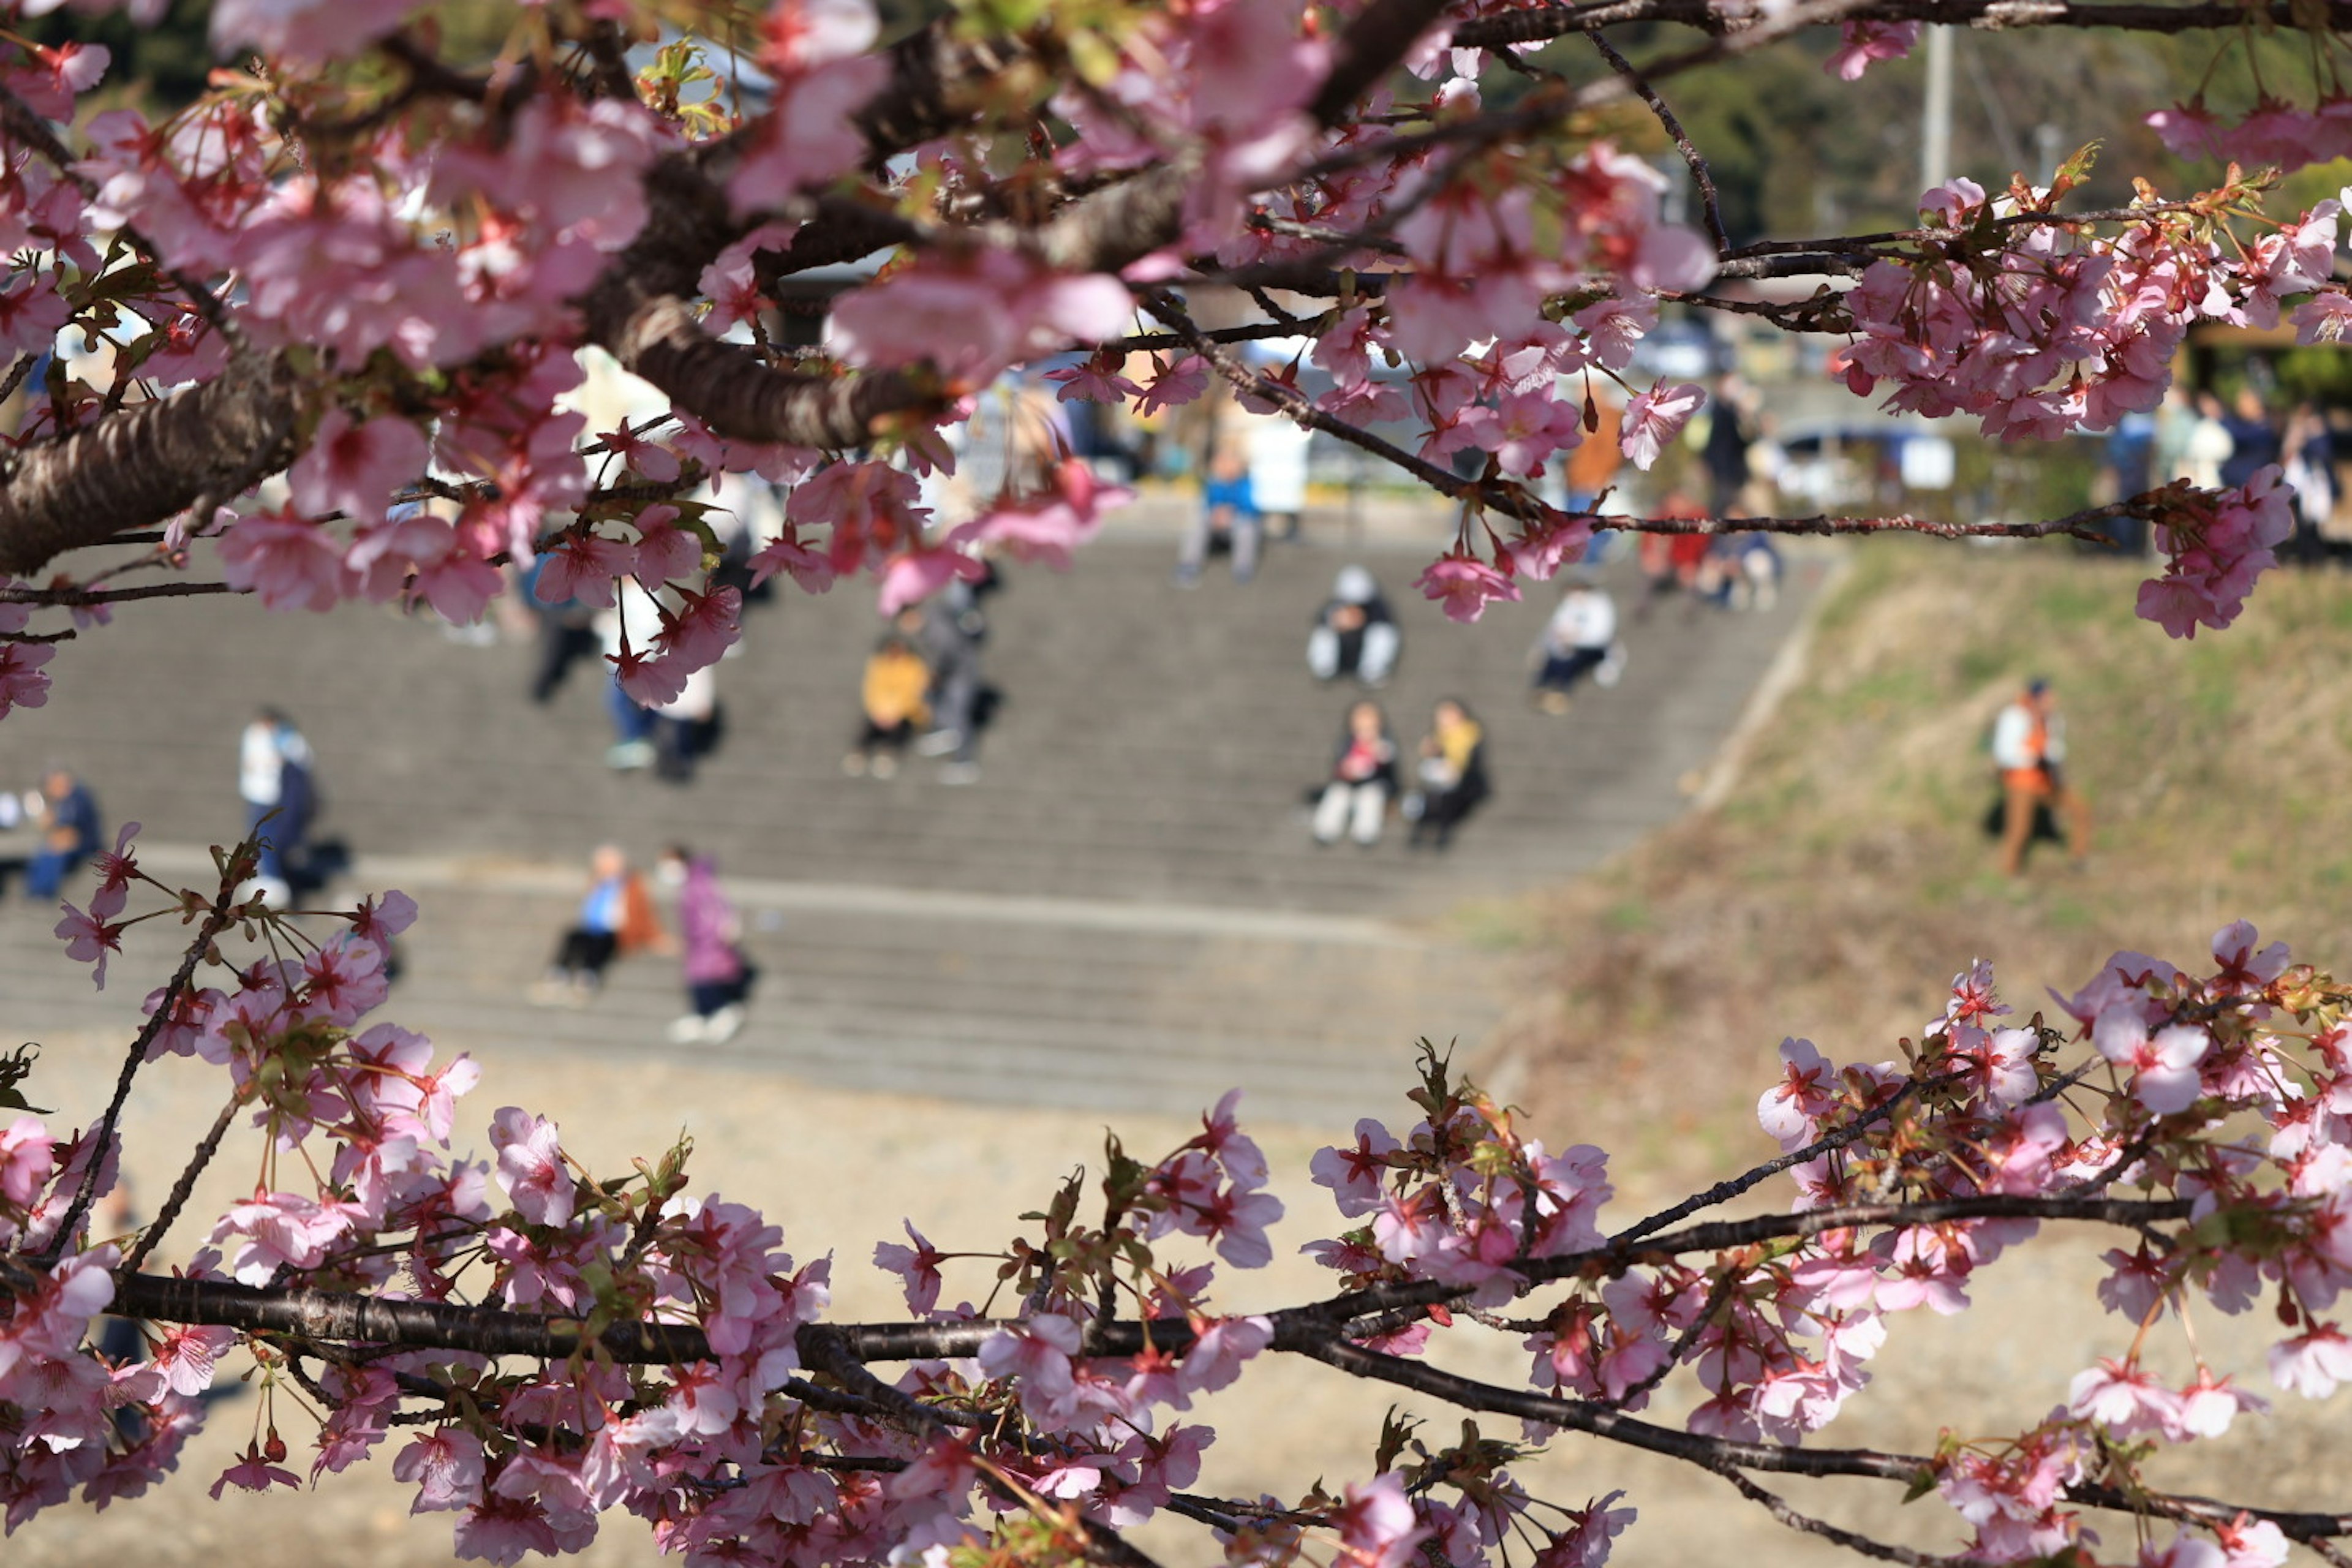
[1836,176,2342,442]
[2135,467,2297,638]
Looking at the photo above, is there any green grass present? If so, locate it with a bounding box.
[1492,544,2352,1183]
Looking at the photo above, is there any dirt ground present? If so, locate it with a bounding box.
[12,1017,2350,1568]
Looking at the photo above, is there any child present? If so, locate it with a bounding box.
[847,633,932,778]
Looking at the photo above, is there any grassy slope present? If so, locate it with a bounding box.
[1502,541,2352,1191]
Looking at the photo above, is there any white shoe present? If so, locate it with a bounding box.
[704,1005,744,1044]
[914,729,964,757]
[870,753,899,779]
[665,1014,707,1045]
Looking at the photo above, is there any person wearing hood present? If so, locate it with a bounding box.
[659,846,753,1044]
[1307,565,1400,687]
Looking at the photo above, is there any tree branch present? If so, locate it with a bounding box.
[0,356,299,577]
[1449,0,2352,50]
[1578,24,1732,257]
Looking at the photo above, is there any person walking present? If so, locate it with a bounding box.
[1991,678,2092,876]
[1312,701,1398,848]
[238,707,315,902]
[660,846,752,1044]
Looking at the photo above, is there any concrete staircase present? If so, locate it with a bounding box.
[0,523,1823,1135]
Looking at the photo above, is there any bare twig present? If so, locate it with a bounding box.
[1578,25,1731,257]
[37,883,240,1268]
[124,1095,244,1274]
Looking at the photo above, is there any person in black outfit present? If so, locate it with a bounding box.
[1307,566,1401,687]
[2220,385,2281,490]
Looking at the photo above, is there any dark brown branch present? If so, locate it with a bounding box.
[1449,0,2352,50]
[1709,1466,1980,1567]
[102,1194,2190,1365]
[1310,0,1457,126]
[0,581,241,605]
[1594,503,2125,545]
[1304,1333,1929,1479]
[124,1095,243,1274]
[37,888,242,1268]
[1613,1074,1951,1244]
[1578,25,1731,257]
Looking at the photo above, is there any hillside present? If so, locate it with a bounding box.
[1503,541,2352,1188]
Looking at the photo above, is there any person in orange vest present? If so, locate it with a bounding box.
[1991,678,2091,876]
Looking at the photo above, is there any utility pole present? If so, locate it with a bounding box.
[1921,26,1953,192]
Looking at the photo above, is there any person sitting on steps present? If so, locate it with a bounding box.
[846,631,932,778]
[1407,698,1491,851]
[1313,700,1398,848]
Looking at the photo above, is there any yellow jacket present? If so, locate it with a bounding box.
[863,649,932,728]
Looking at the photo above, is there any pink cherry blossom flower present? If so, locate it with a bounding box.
[1619,382,1705,470]
[489,1107,574,1228]
[2211,919,2290,993]
[2211,1513,2291,1568]
[598,422,680,484]
[2294,292,2352,345]
[0,636,55,717]
[146,1324,238,1398]
[746,531,840,594]
[1825,20,1920,80]
[533,532,637,610]
[1539,1491,1636,1568]
[654,586,742,673]
[287,410,429,524]
[1312,1118,1401,1217]
[2069,1357,2185,1438]
[631,506,704,583]
[729,55,892,214]
[210,1442,302,1500]
[2177,1369,2266,1438]
[2094,1005,2211,1115]
[1046,350,1145,405]
[873,1220,946,1315]
[0,1115,55,1210]
[54,900,124,989]
[1757,1037,1838,1148]
[1502,510,1596,581]
[2146,99,2223,160]
[218,508,354,611]
[1331,1472,1430,1568]
[877,546,987,616]
[84,821,140,922]
[1414,551,1521,624]
[1135,356,1210,417]
[2269,1322,2352,1397]
[208,1192,359,1284]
